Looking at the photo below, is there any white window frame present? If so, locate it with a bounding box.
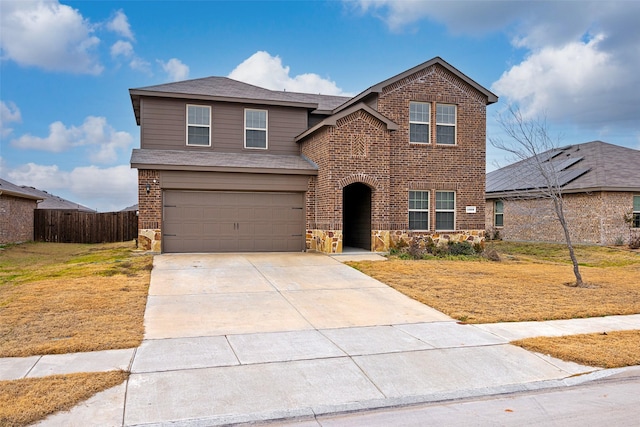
[633,195,640,228]
[436,103,457,145]
[435,191,456,231]
[244,108,268,150]
[408,190,430,230]
[409,101,430,144]
[494,200,504,227]
[185,104,211,147]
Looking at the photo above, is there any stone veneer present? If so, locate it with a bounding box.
[308,228,484,254]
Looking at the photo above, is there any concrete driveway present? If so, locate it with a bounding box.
[121,252,596,426]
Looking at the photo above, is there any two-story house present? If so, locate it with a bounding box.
[130,57,497,253]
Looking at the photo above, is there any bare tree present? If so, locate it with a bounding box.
[490,105,584,287]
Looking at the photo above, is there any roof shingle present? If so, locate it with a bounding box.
[487,141,640,195]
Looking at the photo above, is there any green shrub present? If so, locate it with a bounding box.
[448,241,476,256]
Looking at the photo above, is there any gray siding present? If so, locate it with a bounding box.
[160,170,309,192]
[140,97,307,155]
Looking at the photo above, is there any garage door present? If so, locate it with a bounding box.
[162,191,304,253]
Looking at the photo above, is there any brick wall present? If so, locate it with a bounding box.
[0,195,36,244]
[486,192,637,245]
[301,63,488,252]
[137,169,162,251]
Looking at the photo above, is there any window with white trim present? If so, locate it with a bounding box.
[245,109,267,149]
[494,200,504,227]
[409,190,429,230]
[186,105,211,146]
[633,195,640,228]
[435,191,455,230]
[409,102,430,143]
[436,104,456,145]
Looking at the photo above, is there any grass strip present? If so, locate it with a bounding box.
[513,330,640,368]
[0,370,128,427]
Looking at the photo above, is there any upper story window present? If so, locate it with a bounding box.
[409,102,430,144]
[436,104,456,145]
[435,191,455,230]
[494,200,504,227]
[186,105,211,146]
[633,195,640,228]
[409,190,429,230]
[245,109,268,149]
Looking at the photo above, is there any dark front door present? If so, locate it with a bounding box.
[342,183,371,251]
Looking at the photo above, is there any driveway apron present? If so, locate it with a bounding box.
[122,252,597,426]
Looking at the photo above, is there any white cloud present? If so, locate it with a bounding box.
[0,101,22,137]
[7,163,137,212]
[110,40,133,58]
[130,57,152,74]
[492,34,620,123]
[106,10,134,40]
[353,1,640,132]
[0,0,102,74]
[11,116,133,164]
[159,58,190,82]
[228,51,350,95]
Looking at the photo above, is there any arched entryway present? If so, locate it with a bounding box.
[343,183,371,251]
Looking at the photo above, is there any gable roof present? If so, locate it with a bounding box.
[0,178,41,201]
[487,141,640,197]
[130,77,350,124]
[295,102,398,142]
[19,186,96,211]
[333,56,498,114]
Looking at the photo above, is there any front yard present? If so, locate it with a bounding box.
[0,240,638,426]
[348,241,640,368]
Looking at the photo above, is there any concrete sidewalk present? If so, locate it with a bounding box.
[1,252,637,426]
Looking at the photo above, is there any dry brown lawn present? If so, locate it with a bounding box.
[0,241,152,357]
[514,330,640,368]
[349,241,640,369]
[348,242,640,323]
[0,371,128,427]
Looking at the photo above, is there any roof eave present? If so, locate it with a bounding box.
[486,186,640,199]
[130,162,317,176]
[0,190,41,201]
[130,89,317,107]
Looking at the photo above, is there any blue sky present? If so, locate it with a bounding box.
[1,1,639,212]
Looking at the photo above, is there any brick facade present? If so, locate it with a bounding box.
[137,169,162,251]
[0,195,36,244]
[302,63,488,253]
[486,192,638,245]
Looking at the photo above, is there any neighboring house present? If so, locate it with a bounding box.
[486,141,640,245]
[121,204,139,212]
[130,57,498,253]
[0,178,41,244]
[20,186,96,212]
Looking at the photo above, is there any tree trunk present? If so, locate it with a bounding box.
[553,197,584,287]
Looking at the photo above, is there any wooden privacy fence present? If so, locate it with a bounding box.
[34,210,138,243]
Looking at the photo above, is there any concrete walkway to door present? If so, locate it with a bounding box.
[28,252,629,426]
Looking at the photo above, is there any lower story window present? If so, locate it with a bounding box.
[633,195,640,228]
[435,191,455,230]
[494,200,504,227]
[409,190,429,230]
